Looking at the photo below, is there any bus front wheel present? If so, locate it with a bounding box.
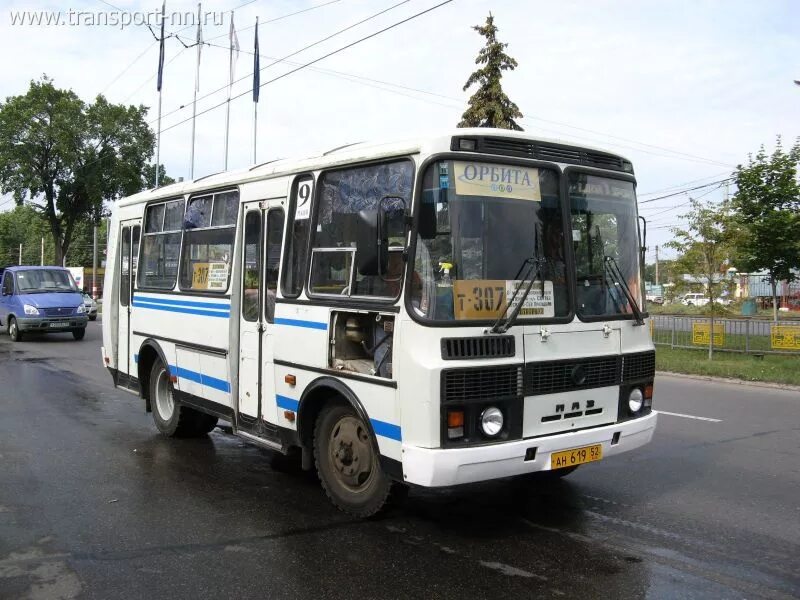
[314,403,392,517]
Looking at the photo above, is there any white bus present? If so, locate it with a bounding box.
[102,129,657,516]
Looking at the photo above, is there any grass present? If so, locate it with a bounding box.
[656,346,800,386]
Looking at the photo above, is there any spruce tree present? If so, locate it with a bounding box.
[458,13,523,130]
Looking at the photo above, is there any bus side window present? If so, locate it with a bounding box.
[242,211,261,322]
[281,176,313,298]
[265,208,285,322]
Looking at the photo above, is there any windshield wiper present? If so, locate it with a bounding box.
[603,255,645,326]
[489,225,546,334]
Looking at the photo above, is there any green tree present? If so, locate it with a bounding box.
[0,77,155,265]
[666,198,734,359]
[142,163,175,189]
[458,13,523,130]
[731,137,800,322]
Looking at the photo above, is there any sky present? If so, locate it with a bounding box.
[2,0,799,260]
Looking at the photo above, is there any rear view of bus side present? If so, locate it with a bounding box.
[102,129,657,516]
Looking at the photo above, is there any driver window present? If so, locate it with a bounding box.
[2,273,13,296]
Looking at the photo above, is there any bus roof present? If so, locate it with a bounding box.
[118,128,632,207]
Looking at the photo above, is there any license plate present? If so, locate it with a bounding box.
[49,322,69,328]
[550,444,603,470]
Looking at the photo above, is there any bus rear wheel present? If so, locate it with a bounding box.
[314,403,392,517]
[149,359,215,437]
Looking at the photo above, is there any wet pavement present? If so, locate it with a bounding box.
[1,321,799,599]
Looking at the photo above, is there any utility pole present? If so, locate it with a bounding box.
[40,237,44,265]
[18,243,22,265]
[92,224,98,298]
[655,245,660,285]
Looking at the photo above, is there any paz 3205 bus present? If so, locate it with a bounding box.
[102,129,657,516]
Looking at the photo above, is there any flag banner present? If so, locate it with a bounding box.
[229,11,240,84]
[156,0,166,91]
[253,17,260,103]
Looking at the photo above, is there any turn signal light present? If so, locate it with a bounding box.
[643,384,654,399]
[284,374,297,386]
[447,410,464,439]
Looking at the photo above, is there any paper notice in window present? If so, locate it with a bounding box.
[506,280,554,317]
[207,262,229,290]
[192,262,228,290]
[453,161,541,201]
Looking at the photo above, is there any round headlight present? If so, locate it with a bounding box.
[628,388,644,413]
[480,406,504,437]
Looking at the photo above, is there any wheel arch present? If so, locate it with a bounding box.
[296,376,378,454]
[136,338,170,413]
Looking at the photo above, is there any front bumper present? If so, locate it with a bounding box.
[17,315,89,331]
[401,412,657,487]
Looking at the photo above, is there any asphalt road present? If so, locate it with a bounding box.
[1,320,799,599]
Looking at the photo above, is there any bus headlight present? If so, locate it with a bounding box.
[76,304,86,314]
[23,304,40,316]
[480,406,504,437]
[628,388,644,413]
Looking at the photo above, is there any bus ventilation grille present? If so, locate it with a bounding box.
[452,136,631,173]
[622,350,656,381]
[441,365,523,403]
[441,335,515,360]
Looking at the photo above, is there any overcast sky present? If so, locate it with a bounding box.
[2,0,799,257]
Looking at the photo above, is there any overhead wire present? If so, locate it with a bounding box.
[155,0,411,126]
[156,0,455,135]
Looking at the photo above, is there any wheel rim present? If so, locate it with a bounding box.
[328,415,375,492]
[9,321,16,338]
[154,367,174,420]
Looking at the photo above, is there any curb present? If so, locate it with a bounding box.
[656,370,800,392]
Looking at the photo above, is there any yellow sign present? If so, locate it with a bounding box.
[452,279,554,320]
[692,322,724,346]
[453,161,541,201]
[771,325,800,350]
[192,262,210,289]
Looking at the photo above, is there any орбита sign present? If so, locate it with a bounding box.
[454,161,541,201]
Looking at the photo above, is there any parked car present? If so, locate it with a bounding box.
[681,293,710,307]
[82,292,98,321]
[0,266,89,341]
[646,294,664,305]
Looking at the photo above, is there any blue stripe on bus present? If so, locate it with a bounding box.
[276,394,300,412]
[273,317,327,330]
[132,300,230,318]
[133,295,231,310]
[170,365,230,393]
[370,419,402,442]
[275,395,400,441]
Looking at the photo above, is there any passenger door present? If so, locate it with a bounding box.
[237,201,285,424]
[0,272,14,324]
[116,221,140,382]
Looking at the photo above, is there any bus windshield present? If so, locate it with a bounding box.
[410,160,569,322]
[15,269,78,293]
[568,173,643,318]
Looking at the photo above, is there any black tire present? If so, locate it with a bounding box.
[8,317,22,342]
[89,315,97,322]
[314,403,392,517]
[149,359,206,437]
[72,328,86,341]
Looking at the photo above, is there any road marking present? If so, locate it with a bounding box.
[658,410,721,423]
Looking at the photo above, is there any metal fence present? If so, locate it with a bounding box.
[651,315,800,356]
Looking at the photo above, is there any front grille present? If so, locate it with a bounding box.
[441,365,523,403]
[41,307,74,317]
[451,136,633,173]
[525,356,621,396]
[622,351,656,381]
[441,336,515,360]
[441,351,655,404]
